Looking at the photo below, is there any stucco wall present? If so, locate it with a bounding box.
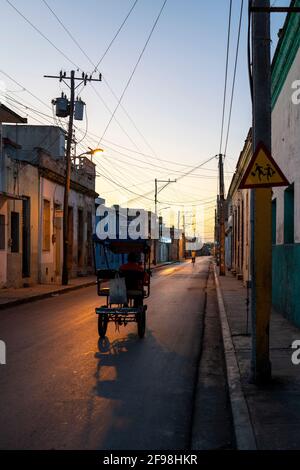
[272,45,300,325]
[272,47,300,243]
[40,177,95,283]
[5,160,39,288]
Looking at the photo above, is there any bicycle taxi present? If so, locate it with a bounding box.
[93,237,151,339]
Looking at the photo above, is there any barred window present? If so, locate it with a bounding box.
[11,212,19,253]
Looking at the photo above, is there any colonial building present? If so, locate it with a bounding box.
[0,104,28,287]
[225,0,300,326]
[271,0,300,326]
[225,129,252,285]
[0,123,98,288]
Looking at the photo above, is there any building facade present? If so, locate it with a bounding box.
[271,1,300,326]
[0,124,97,288]
[224,1,300,326]
[225,130,252,285]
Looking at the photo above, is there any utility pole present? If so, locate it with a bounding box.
[218,154,226,276]
[45,70,102,285]
[251,0,272,382]
[62,70,75,286]
[153,178,176,264]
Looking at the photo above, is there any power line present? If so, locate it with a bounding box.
[75,125,221,170]
[98,145,218,177]
[7,0,189,182]
[93,0,139,72]
[42,0,139,74]
[123,155,217,205]
[224,0,244,156]
[0,70,51,111]
[96,0,168,146]
[6,0,80,69]
[96,166,217,207]
[219,0,233,155]
[37,0,166,164]
[100,77,161,158]
[96,165,157,203]
[5,3,220,211]
[5,0,143,158]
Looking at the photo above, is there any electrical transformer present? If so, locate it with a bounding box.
[55,94,69,118]
[74,98,85,121]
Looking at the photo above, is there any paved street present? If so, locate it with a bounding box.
[0,258,232,450]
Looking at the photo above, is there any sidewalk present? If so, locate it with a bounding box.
[0,260,181,310]
[0,275,96,310]
[215,266,300,450]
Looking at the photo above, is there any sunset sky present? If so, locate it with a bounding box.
[0,0,289,240]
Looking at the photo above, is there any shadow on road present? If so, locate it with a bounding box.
[81,329,197,450]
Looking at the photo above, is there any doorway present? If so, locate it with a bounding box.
[22,198,30,278]
[77,208,83,268]
[67,206,73,271]
[54,204,62,278]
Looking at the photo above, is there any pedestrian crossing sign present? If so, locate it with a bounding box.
[239,142,289,189]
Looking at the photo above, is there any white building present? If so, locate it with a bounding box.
[0,123,97,288]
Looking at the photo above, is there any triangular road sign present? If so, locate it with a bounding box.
[239,142,289,189]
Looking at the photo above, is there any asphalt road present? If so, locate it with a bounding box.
[0,257,230,450]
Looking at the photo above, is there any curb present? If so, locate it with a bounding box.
[213,263,257,450]
[0,280,96,311]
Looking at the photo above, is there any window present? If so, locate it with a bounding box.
[11,212,19,253]
[284,184,294,244]
[43,200,51,251]
[0,215,5,250]
[77,208,84,267]
[272,199,277,245]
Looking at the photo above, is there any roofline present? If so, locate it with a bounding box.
[0,103,27,124]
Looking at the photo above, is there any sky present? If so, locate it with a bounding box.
[0,0,290,241]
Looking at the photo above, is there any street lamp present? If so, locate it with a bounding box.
[77,147,104,161]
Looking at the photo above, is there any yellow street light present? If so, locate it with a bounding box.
[76,147,104,162]
[88,147,104,159]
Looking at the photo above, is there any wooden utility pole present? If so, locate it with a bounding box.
[251,0,272,382]
[61,70,75,286]
[219,154,226,276]
[44,71,102,285]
